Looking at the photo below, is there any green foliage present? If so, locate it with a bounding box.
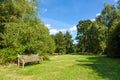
[76,20,92,52]
[80,0,120,57]
[95,22,108,53]
[117,0,120,9]
[0,0,55,63]
[96,3,116,27]
[53,31,75,54]
[96,0,120,58]
[0,48,17,63]
[76,20,107,54]
[106,22,120,58]
[64,31,74,54]
[54,31,66,54]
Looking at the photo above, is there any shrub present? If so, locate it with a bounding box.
[0,48,17,64]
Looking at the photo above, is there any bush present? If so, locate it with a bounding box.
[0,48,18,64]
[38,52,50,60]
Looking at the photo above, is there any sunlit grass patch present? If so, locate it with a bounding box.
[0,55,120,80]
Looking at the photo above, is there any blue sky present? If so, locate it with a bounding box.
[37,0,117,41]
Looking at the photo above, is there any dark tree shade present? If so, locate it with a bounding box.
[106,22,120,58]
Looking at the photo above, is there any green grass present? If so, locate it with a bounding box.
[0,55,120,80]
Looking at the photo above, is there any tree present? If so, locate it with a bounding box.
[96,3,117,46]
[76,20,92,53]
[86,22,100,53]
[54,31,66,54]
[96,0,120,57]
[76,20,107,54]
[64,31,74,54]
[0,0,36,63]
[0,0,55,63]
[92,21,108,53]
[106,22,120,58]
[116,0,120,19]
[96,3,116,28]
[117,0,120,9]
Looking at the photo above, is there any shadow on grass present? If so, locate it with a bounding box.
[18,62,41,68]
[76,56,120,80]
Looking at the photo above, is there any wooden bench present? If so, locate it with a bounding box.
[18,54,43,68]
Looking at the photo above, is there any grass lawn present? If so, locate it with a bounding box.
[0,55,120,80]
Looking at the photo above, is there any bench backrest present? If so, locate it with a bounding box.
[18,54,40,63]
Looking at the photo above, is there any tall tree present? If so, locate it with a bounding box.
[54,31,66,54]
[76,20,92,53]
[117,0,120,9]
[64,31,74,54]
[96,0,120,57]
[76,20,107,54]
[96,3,116,28]
[106,22,120,58]
[116,0,120,18]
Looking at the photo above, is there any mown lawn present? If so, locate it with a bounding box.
[0,55,120,80]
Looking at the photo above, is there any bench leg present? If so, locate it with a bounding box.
[22,62,25,68]
[39,57,43,63]
[18,59,20,67]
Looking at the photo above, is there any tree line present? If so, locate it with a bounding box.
[76,1,120,58]
[53,0,120,58]
[51,31,75,54]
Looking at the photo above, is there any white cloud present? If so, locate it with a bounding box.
[41,18,76,37]
[41,9,48,15]
[50,29,59,34]
[45,24,51,28]
[96,13,101,17]
[69,26,77,32]
[91,19,95,22]
[50,29,67,34]
[60,29,66,32]
[73,40,77,44]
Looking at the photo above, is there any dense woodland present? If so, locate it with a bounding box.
[0,0,120,64]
